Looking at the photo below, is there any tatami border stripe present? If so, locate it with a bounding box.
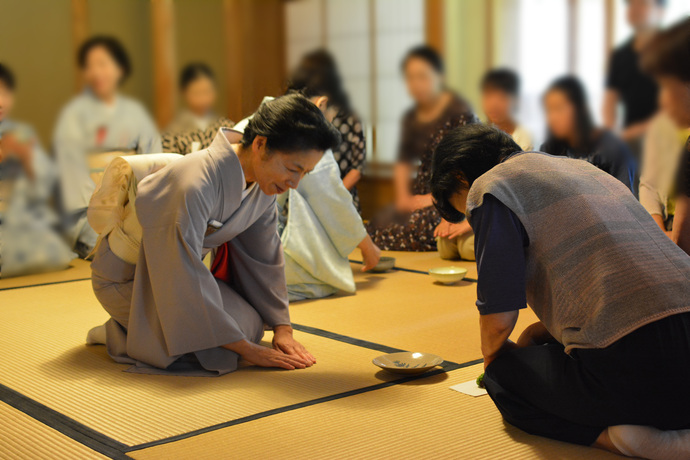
[0,383,132,460]
[0,277,91,292]
[125,358,484,452]
[348,259,478,282]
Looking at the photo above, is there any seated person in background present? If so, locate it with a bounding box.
[86,95,338,375]
[0,63,76,277]
[367,45,477,252]
[639,111,689,236]
[541,76,636,194]
[161,63,234,155]
[213,80,381,301]
[435,68,534,261]
[292,50,366,212]
[53,36,161,258]
[642,18,690,256]
[480,68,533,151]
[431,123,690,459]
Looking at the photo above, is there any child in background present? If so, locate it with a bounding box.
[481,69,533,151]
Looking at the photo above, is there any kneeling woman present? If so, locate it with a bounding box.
[88,95,341,375]
[431,124,690,458]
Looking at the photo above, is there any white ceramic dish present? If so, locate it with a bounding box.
[372,352,444,375]
[429,266,468,285]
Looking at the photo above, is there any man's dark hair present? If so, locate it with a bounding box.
[430,124,521,223]
[78,36,131,82]
[0,63,16,91]
[179,62,215,90]
[641,16,690,83]
[240,93,341,154]
[287,49,349,110]
[401,45,444,74]
[481,68,520,96]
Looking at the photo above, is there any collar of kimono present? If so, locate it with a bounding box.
[206,128,255,219]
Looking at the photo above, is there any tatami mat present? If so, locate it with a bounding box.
[0,280,432,447]
[350,249,477,278]
[0,401,108,460]
[290,267,539,365]
[129,363,618,460]
[0,259,91,291]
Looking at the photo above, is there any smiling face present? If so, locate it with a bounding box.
[247,135,323,195]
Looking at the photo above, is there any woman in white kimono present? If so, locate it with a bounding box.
[87,94,341,375]
[54,36,161,257]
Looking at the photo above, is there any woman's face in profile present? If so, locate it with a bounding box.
[544,90,575,141]
[83,46,123,100]
[404,58,442,106]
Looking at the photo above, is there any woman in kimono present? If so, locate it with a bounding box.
[214,81,380,301]
[87,94,341,375]
[540,76,636,194]
[161,63,235,155]
[54,36,161,258]
[366,45,477,251]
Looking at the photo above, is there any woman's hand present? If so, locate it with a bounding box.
[516,321,556,348]
[359,235,381,272]
[224,339,310,370]
[435,219,471,239]
[272,325,316,366]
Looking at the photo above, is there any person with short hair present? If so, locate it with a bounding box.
[161,63,235,155]
[430,122,690,458]
[641,17,690,256]
[53,36,161,258]
[86,94,340,375]
[481,68,533,151]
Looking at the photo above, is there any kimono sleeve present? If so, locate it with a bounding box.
[224,202,291,328]
[131,179,247,358]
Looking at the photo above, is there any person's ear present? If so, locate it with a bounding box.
[252,135,268,157]
[314,96,329,115]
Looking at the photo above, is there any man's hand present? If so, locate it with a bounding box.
[272,325,316,366]
[516,321,556,348]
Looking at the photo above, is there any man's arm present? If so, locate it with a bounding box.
[480,311,519,369]
[673,195,690,255]
[602,89,620,130]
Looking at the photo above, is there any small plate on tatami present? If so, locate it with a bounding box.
[372,352,444,375]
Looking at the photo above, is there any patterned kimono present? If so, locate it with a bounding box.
[367,93,478,251]
[161,111,235,155]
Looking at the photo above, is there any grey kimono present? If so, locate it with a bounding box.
[90,129,290,375]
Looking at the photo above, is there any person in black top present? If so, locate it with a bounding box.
[541,76,636,194]
[641,17,690,255]
[603,0,666,149]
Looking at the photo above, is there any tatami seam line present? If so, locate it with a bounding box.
[0,277,92,292]
[0,321,483,456]
[348,259,478,282]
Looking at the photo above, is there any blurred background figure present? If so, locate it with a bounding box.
[641,17,690,254]
[603,0,666,156]
[161,63,234,155]
[481,68,533,151]
[367,45,477,252]
[541,76,636,193]
[0,63,76,278]
[53,36,161,258]
[291,50,366,212]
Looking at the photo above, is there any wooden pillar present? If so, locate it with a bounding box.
[151,0,177,129]
[222,0,286,122]
[425,0,444,55]
[71,0,89,91]
[604,0,615,56]
[369,0,378,161]
[567,0,579,73]
[484,0,494,70]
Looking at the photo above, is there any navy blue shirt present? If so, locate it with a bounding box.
[469,193,529,315]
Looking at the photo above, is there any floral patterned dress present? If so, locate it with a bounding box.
[331,110,366,212]
[367,93,477,251]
